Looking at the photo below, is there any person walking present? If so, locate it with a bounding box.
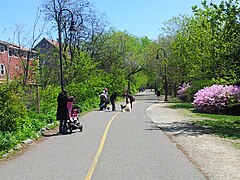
[110,92,117,111]
[57,90,69,134]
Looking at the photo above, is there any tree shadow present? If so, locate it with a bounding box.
[145,121,212,137]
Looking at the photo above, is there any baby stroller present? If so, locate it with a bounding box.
[99,93,109,110]
[66,105,83,133]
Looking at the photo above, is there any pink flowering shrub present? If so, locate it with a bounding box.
[193,84,240,113]
[177,83,191,101]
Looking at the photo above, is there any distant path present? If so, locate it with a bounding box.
[0,90,204,180]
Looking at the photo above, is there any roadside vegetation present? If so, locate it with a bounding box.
[1,0,240,156]
[169,102,240,139]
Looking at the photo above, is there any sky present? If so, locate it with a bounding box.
[0,0,222,44]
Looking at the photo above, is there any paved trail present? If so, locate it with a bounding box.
[0,90,205,180]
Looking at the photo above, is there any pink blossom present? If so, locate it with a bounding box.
[177,83,191,100]
[193,84,240,113]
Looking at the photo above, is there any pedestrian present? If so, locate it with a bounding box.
[57,90,69,134]
[110,92,117,111]
[99,88,110,110]
[99,91,108,110]
[122,92,135,109]
[120,97,131,112]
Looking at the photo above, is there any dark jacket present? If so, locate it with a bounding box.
[110,92,117,102]
[127,94,135,102]
[56,92,69,120]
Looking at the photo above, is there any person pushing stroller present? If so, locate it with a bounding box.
[99,88,110,110]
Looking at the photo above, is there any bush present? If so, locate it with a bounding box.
[225,103,240,115]
[193,84,240,113]
[186,79,213,102]
[177,83,191,101]
[0,131,18,155]
[0,83,27,132]
[40,85,59,115]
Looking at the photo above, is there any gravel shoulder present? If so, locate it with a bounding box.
[146,101,240,180]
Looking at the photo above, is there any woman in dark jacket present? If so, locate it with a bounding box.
[57,90,69,133]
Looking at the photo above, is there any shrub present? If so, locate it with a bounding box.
[177,83,191,101]
[186,79,213,102]
[0,83,27,132]
[0,131,18,154]
[40,85,59,115]
[193,84,240,113]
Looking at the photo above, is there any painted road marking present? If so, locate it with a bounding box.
[85,112,120,180]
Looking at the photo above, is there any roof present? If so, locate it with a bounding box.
[0,40,37,52]
[44,38,59,46]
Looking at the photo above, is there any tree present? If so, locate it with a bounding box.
[192,0,240,84]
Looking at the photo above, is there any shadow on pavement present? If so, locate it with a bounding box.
[42,131,78,137]
[153,122,212,136]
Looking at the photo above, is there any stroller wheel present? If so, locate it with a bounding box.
[69,126,73,134]
[79,125,83,132]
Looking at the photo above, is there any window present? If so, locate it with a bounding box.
[14,50,18,57]
[9,49,13,57]
[0,45,5,53]
[0,64,5,76]
[23,52,27,59]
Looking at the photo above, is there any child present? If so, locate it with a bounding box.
[67,96,75,119]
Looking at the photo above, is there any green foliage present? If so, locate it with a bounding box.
[0,132,18,155]
[67,81,105,111]
[211,70,240,85]
[39,85,59,115]
[160,0,239,90]
[0,84,58,155]
[0,110,56,154]
[0,83,27,132]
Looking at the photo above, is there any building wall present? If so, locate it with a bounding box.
[0,41,38,83]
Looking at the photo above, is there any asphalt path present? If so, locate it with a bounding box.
[0,90,205,180]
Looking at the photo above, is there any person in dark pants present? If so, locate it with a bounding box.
[110,92,117,111]
[57,90,69,134]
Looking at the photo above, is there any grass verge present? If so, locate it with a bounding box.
[168,101,240,140]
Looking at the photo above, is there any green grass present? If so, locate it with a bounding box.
[169,102,240,140]
[193,114,240,139]
[168,102,194,110]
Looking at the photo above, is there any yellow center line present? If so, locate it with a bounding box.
[85,112,120,180]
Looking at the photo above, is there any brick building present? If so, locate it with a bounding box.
[0,40,38,84]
